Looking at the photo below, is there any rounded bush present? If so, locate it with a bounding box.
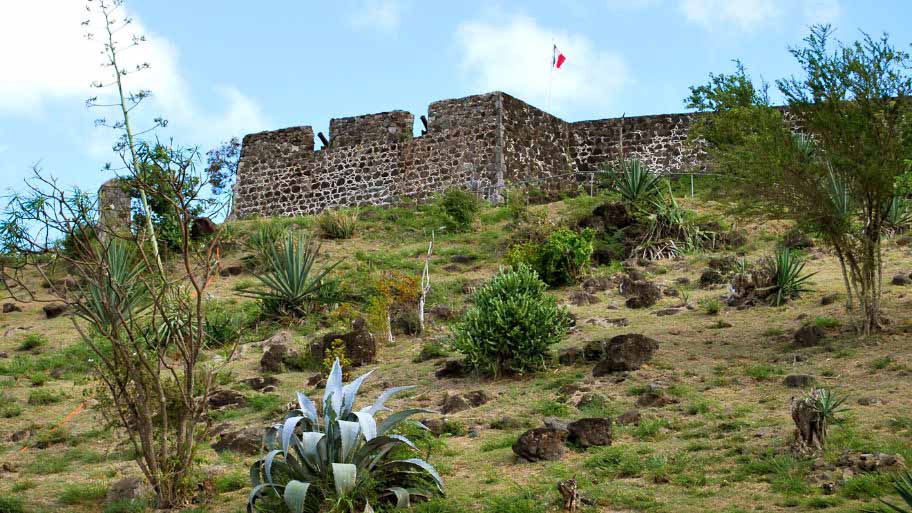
[506,228,594,286]
[451,264,570,376]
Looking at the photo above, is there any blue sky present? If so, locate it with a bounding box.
[1,0,910,196]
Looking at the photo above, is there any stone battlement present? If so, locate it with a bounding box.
[233,92,703,217]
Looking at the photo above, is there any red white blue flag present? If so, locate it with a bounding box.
[552,44,566,69]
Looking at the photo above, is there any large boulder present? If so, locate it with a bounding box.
[891,274,911,286]
[783,374,815,389]
[619,279,661,309]
[190,216,218,239]
[42,303,69,319]
[310,318,376,367]
[435,359,468,379]
[794,325,825,348]
[208,389,247,410]
[260,342,289,373]
[512,426,568,462]
[592,334,659,375]
[106,477,151,506]
[567,418,612,448]
[441,390,489,414]
[241,376,280,392]
[2,303,22,313]
[211,427,263,455]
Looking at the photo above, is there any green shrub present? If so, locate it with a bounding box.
[203,301,246,348]
[103,499,148,513]
[451,264,570,376]
[247,360,444,512]
[506,229,594,286]
[437,187,482,232]
[0,496,26,513]
[316,209,358,239]
[699,298,722,315]
[28,388,61,405]
[17,333,47,352]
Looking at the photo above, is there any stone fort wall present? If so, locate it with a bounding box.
[234,91,704,217]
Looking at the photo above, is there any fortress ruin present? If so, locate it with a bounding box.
[233,92,704,218]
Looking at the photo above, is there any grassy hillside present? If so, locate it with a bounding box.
[1,191,911,513]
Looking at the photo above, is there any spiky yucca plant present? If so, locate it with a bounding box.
[613,159,662,206]
[760,248,816,306]
[238,232,340,318]
[76,240,149,329]
[317,210,359,240]
[248,360,444,513]
[885,196,912,232]
[864,471,912,513]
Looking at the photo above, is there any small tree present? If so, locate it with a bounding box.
[0,1,235,507]
[687,26,912,334]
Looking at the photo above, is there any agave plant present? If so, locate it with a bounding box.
[613,159,662,206]
[885,195,912,232]
[864,471,912,513]
[635,191,710,260]
[238,232,340,318]
[75,240,149,329]
[760,248,816,306]
[248,360,443,513]
[317,210,359,240]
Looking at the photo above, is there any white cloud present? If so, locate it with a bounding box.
[678,0,841,30]
[350,0,403,32]
[0,1,266,147]
[456,15,630,115]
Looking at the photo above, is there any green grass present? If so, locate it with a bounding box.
[59,482,108,505]
[531,399,572,418]
[480,433,517,452]
[870,356,895,370]
[17,333,48,352]
[246,393,285,416]
[0,496,26,513]
[585,445,649,478]
[744,364,784,380]
[813,316,841,329]
[27,388,62,405]
[214,470,247,493]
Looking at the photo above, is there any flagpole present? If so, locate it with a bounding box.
[548,41,554,112]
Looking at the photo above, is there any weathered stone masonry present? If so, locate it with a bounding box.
[234,92,704,217]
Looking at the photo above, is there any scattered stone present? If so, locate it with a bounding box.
[442,264,460,273]
[307,373,324,387]
[635,385,676,408]
[675,277,691,286]
[620,279,661,309]
[820,293,839,306]
[490,417,528,430]
[513,427,568,462]
[435,359,468,379]
[585,317,629,328]
[219,265,244,277]
[105,477,151,506]
[575,392,608,410]
[9,428,32,443]
[783,374,815,388]
[891,274,911,286]
[450,254,476,264]
[568,290,600,306]
[441,390,488,413]
[567,418,613,448]
[240,376,280,391]
[663,288,680,298]
[857,397,885,406]
[390,309,421,336]
[260,339,292,373]
[558,347,583,366]
[42,303,68,319]
[429,304,456,321]
[591,334,660,376]
[615,410,641,426]
[310,318,376,366]
[699,268,726,288]
[2,303,21,313]
[580,276,612,294]
[794,325,825,348]
[654,308,681,316]
[837,451,906,473]
[190,216,218,239]
[467,426,480,438]
[212,427,263,455]
[208,389,248,409]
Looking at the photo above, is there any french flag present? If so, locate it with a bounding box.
[552,44,566,69]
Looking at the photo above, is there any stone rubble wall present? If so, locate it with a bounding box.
[233,92,704,218]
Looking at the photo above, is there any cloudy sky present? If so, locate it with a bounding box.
[0,0,909,195]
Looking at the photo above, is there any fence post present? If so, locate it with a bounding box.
[690,174,694,198]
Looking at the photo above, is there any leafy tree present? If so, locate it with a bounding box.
[687,26,912,334]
